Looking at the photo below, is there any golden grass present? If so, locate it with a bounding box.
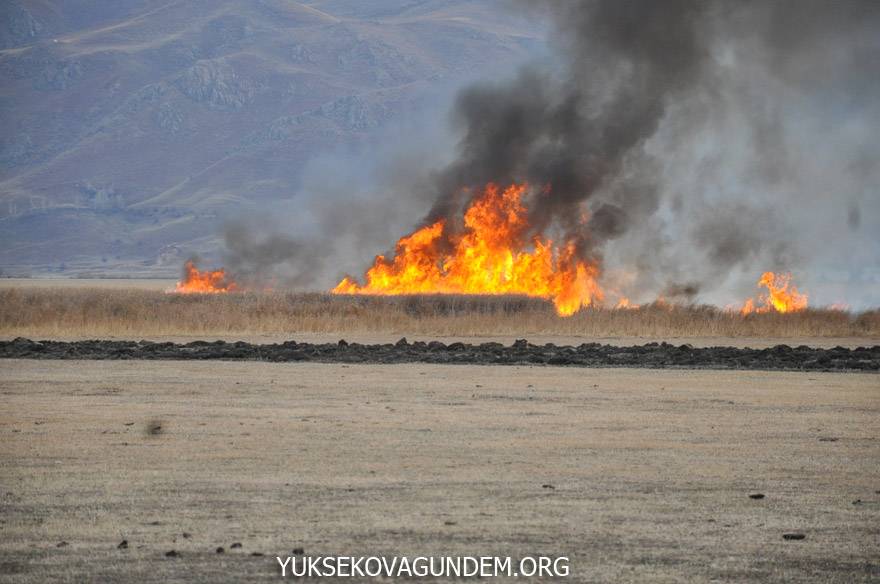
[1,287,878,339]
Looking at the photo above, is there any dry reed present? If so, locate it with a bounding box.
[1,287,878,339]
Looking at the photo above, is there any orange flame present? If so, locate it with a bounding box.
[740,271,808,315]
[332,183,603,315]
[615,297,638,309]
[174,260,237,294]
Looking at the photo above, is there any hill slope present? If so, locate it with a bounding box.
[0,0,539,276]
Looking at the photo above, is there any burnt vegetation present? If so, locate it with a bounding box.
[2,336,878,372]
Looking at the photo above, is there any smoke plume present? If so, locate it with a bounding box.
[424,1,716,260]
[225,0,880,307]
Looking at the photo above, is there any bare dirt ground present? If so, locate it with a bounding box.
[1,360,877,582]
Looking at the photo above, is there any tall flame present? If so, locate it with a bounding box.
[174,260,237,294]
[740,271,808,315]
[333,183,602,315]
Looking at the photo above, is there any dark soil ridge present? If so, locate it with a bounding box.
[1,338,879,371]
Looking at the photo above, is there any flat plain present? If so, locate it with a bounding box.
[1,360,878,583]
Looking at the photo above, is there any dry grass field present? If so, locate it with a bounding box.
[1,287,879,341]
[2,360,878,583]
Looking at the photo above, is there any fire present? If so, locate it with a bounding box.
[615,297,638,309]
[332,183,603,315]
[740,271,808,315]
[174,260,237,294]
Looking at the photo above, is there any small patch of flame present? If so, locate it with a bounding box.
[174,260,237,294]
[615,297,638,309]
[332,183,603,316]
[740,271,807,315]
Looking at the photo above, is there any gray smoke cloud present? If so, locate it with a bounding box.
[221,220,320,289]
[599,0,880,307]
[223,0,880,308]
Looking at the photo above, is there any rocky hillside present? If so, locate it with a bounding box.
[0,0,539,276]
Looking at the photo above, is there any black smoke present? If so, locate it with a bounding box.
[412,0,717,270]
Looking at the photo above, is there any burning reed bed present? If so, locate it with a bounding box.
[1,287,878,339]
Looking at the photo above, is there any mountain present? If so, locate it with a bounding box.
[0,0,540,277]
